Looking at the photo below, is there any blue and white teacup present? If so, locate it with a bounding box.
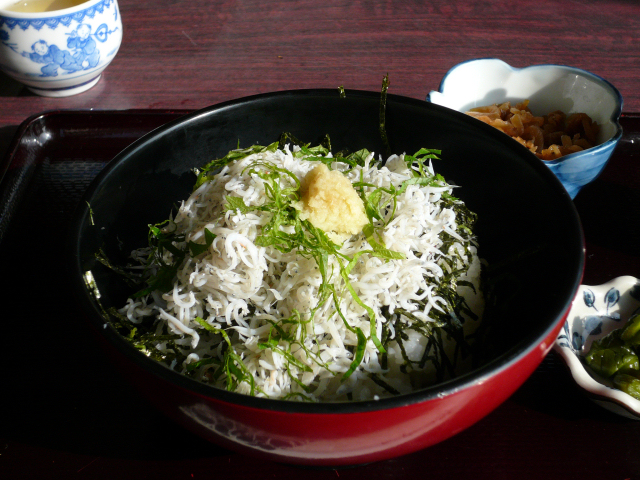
[0,0,122,97]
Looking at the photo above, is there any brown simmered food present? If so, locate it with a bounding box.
[466,100,600,160]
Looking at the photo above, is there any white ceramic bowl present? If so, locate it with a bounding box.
[554,276,640,420]
[427,58,623,199]
[0,0,122,97]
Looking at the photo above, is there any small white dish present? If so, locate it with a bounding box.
[427,58,623,199]
[554,276,640,420]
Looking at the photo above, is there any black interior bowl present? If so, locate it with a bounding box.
[67,89,584,466]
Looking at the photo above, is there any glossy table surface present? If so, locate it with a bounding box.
[1,0,640,138]
[1,1,640,479]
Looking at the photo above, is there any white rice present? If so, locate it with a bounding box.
[119,144,483,401]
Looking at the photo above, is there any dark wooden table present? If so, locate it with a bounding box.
[1,1,640,479]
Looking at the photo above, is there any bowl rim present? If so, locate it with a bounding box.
[68,88,585,414]
[427,57,624,163]
[553,276,640,419]
[0,0,109,17]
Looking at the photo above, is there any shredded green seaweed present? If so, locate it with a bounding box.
[105,141,478,399]
[98,76,481,400]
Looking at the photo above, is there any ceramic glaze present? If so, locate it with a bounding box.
[554,276,640,420]
[0,0,122,96]
[427,58,623,199]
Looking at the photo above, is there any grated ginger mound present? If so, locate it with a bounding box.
[295,163,368,236]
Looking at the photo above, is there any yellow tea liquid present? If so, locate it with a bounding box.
[4,0,86,12]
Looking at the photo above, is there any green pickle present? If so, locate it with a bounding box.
[621,313,640,346]
[613,371,640,400]
[584,313,640,400]
[585,344,638,377]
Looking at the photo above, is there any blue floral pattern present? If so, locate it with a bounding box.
[0,0,120,79]
[556,286,622,355]
[0,0,121,95]
[2,21,118,77]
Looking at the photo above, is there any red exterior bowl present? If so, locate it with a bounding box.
[67,90,584,466]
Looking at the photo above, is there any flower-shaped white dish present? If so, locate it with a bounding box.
[427,58,623,199]
[554,276,640,419]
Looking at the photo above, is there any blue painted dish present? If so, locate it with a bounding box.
[554,276,640,420]
[427,58,623,199]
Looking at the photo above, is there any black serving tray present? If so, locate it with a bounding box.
[1,110,639,480]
